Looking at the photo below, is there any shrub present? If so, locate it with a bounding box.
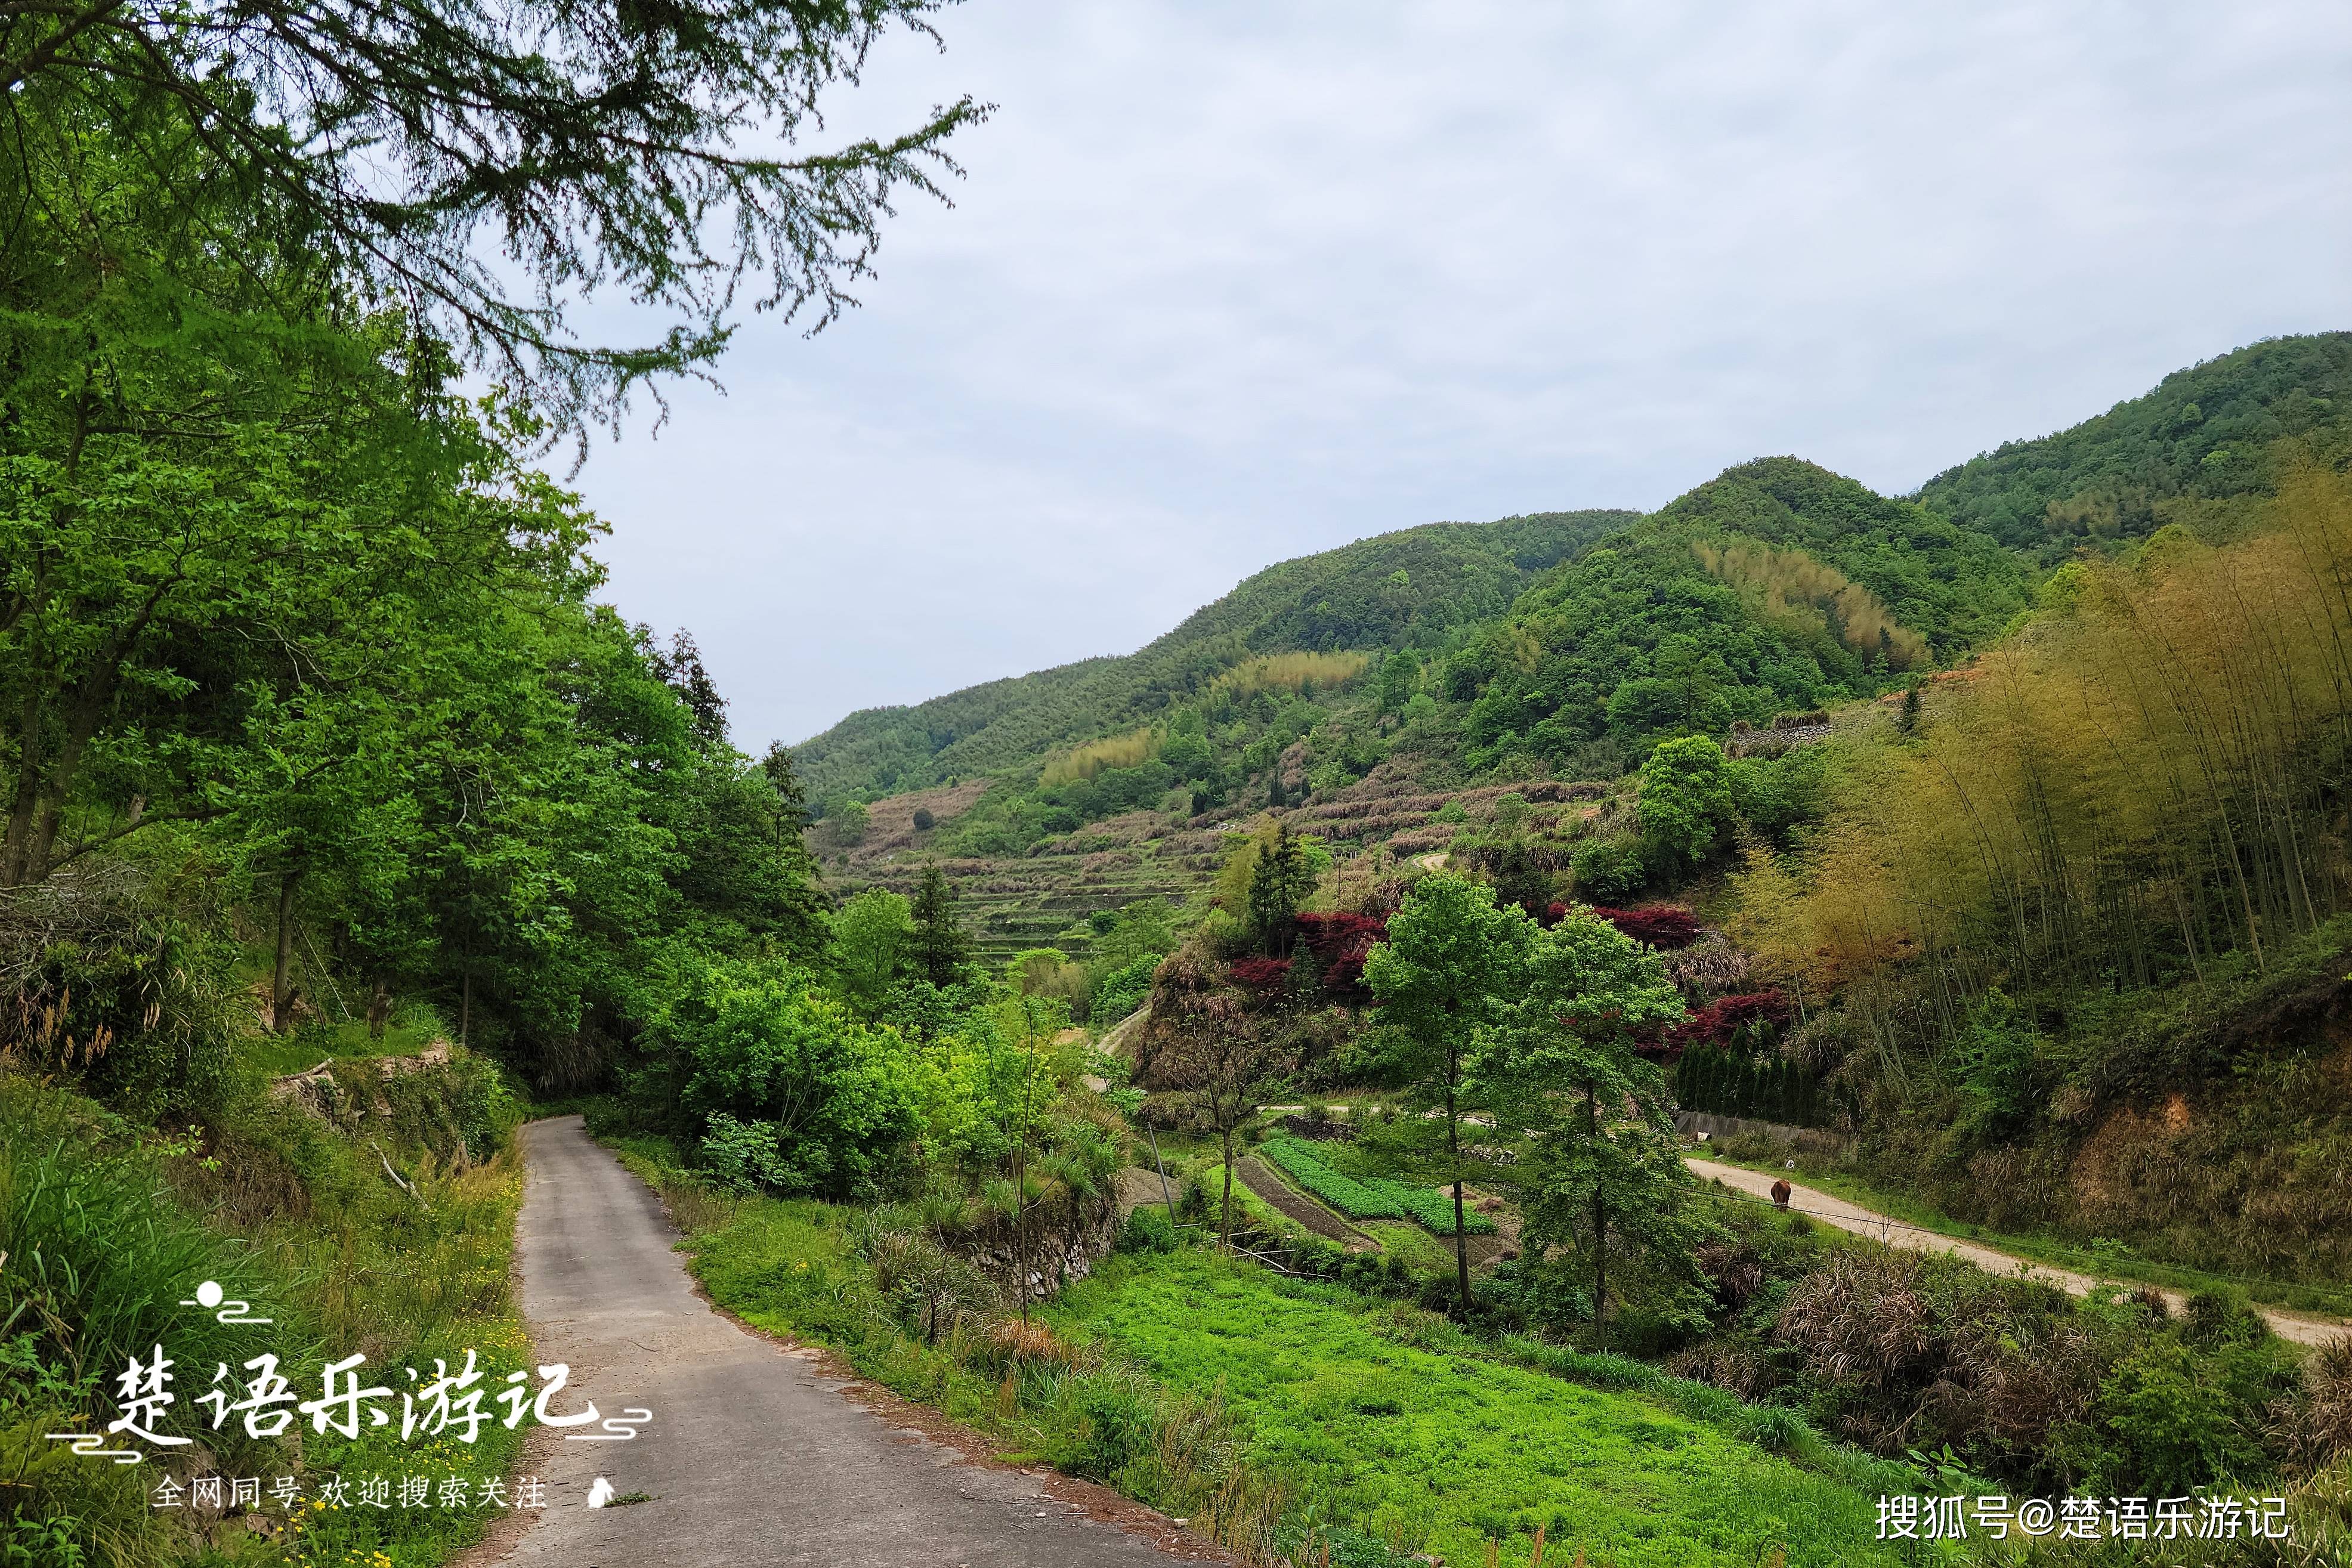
[1584,905,1702,950]
[1570,837,1645,901]
[911,806,935,831]
[2293,1337,2352,1473]
[1117,1207,1179,1255]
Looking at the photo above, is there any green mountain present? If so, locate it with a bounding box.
[793,508,1634,802]
[1916,330,2352,553]
[1440,459,2032,777]
[798,330,2351,825]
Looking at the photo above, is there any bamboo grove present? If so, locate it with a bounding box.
[1736,450,2352,1037]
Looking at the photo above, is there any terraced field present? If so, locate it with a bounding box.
[812,765,1615,961]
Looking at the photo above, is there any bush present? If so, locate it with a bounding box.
[1570,837,1645,901]
[1117,1207,1179,1255]
[911,806,935,831]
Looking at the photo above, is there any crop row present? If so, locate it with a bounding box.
[1365,1177,1499,1236]
[1261,1140,1500,1235]
[1259,1139,1404,1219]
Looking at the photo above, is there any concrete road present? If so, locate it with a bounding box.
[466,1116,1208,1568]
[1686,1157,2349,1349]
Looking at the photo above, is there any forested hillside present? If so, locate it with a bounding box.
[1436,458,2031,778]
[1917,330,2352,554]
[793,509,1633,802]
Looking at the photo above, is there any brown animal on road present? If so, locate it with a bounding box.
[1770,1178,1792,1211]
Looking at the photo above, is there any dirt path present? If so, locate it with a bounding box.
[465,1117,1214,1568]
[1685,1158,2348,1349]
[1236,1156,1378,1251]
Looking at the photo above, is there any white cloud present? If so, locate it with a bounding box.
[567,0,2352,749]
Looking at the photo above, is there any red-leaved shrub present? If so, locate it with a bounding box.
[1294,911,1386,1000]
[1229,957,1292,992]
[1666,990,1792,1051]
[1585,905,1702,949]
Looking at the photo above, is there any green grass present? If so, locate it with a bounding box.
[1053,1251,1939,1568]
[1693,1149,2352,1319]
[239,1002,456,1078]
[1356,1220,1457,1272]
[2,1062,528,1568]
[1201,1162,1309,1241]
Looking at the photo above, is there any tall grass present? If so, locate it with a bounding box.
[0,1062,530,1568]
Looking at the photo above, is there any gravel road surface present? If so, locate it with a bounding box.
[465,1115,1210,1568]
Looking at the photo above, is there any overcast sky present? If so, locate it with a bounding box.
[567,1,2352,753]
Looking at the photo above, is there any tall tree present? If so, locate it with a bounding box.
[1,0,987,429]
[1362,875,1532,1310]
[908,864,969,988]
[1481,911,1710,1345]
[1246,819,1309,955]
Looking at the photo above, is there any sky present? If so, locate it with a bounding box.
[565,0,2352,753]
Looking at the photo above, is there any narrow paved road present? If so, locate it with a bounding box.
[466,1116,1207,1568]
[1686,1158,2348,1348]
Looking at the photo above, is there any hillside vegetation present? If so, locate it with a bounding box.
[792,509,1633,803]
[1917,331,2352,555]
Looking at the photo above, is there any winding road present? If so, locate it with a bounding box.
[463,1116,1212,1568]
[1686,1158,2348,1348]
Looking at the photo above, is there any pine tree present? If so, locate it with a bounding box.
[908,865,970,988]
[1247,822,1308,956]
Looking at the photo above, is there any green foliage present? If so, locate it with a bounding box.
[908,865,972,990]
[1,1068,530,1567]
[1,0,982,429]
[1570,837,1646,901]
[830,887,914,1016]
[1245,822,1312,952]
[1638,736,1735,869]
[1918,332,2352,553]
[1362,1177,1497,1236]
[657,956,919,1199]
[793,510,1635,802]
[1261,1137,1407,1220]
[1115,1207,1179,1255]
[1089,957,1161,1028]
[1447,459,2030,774]
[1481,913,1709,1338]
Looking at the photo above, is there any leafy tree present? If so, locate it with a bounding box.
[1637,735,1735,870]
[1093,899,1177,971]
[830,888,913,1018]
[1481,911,1708,1344]
[660,955,917,1199]
[1148,963,1291,1253]
[1378,650,1418,712]
[1362,874,1533,1309]
[1245,821,1311,956]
